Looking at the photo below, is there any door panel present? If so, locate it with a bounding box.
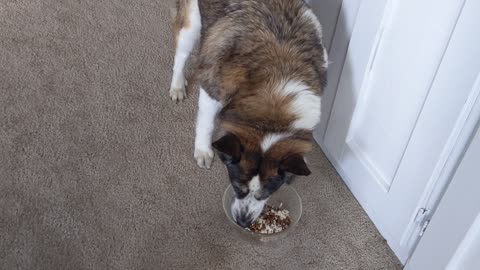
[343,0,465,190]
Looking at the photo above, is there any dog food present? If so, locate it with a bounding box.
[247,205,291,234]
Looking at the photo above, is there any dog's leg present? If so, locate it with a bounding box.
[170,0,201,101]
[194,88,222,168]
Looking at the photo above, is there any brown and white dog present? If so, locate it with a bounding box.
[170,0,327,227]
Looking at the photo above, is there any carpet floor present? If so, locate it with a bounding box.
[0,0,401,269]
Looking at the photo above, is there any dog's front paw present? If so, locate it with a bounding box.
[169,84,186,102]
[194,147,214,169]
[169,79,188,102]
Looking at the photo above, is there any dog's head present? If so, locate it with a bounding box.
[213,132,311,228]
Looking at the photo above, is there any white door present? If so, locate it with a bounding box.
[315,0,480,263]
[405,125,480,270]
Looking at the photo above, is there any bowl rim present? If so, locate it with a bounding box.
[222,184,302,238]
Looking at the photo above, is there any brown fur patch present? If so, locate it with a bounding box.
[196,0,326,132]
[221,121,313,183]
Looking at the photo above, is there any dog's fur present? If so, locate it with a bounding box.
[169,0,327,227]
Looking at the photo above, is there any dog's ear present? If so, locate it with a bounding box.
[212,133,242,163]
[279,154,311,176]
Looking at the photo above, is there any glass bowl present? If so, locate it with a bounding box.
[222,184,302,243]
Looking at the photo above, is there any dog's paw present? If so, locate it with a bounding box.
[169,84,186,102]
[169,78,188,102]
[194,147,214,169]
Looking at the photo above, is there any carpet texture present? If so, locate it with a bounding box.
[0,1,402,269]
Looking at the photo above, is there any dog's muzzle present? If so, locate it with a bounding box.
[231,195,267,228]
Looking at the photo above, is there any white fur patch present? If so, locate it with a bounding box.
[278,80,321,130]
[291,91,321,130]
[323,46,329,68]
[231,196,266,224]
[248,175,262,193]
[303,8,322,40]
[195,88,222,150]
[261,133,291,152]
[194,88,222,168]
[170,0,201,99]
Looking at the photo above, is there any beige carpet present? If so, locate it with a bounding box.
[0,1,401,269]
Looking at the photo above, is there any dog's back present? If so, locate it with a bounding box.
[196,0,327,133]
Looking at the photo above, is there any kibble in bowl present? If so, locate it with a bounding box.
[247,205,292,234]
[222,184,302,243]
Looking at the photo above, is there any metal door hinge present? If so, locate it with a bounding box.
[419,220,431,236]
[415,208,428,223]
[415,208,431,237]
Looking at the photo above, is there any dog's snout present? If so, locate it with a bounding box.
[235,214,253,228]
[231,193,267,228]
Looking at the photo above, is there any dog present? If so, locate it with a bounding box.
[169,0,327,228]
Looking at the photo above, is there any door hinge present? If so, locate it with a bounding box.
[415,208,430,237]
[414,208,428,223]
[419,220,431,236]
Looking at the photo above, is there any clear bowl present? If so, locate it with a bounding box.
[222,184,302,243]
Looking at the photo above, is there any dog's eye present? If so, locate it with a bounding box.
[262,175,285,196]
[232,182,248,199]
[226,162,241,181]
[233,186,248,199]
